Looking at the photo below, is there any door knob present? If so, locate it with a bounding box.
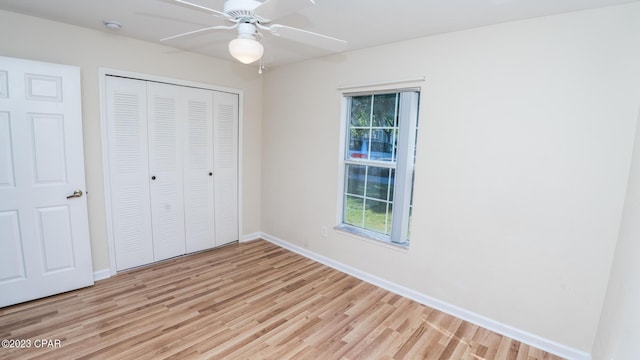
[66,190,83,199]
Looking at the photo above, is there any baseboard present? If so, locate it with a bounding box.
[241,232,262,243]
[258,232,591,360]
[93,269,111,282]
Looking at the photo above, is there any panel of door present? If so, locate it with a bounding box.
[213,91,239,246]
[147,82,186,261]
[105,76,154,271]
[0,56,93,307]
[182,86,215,253]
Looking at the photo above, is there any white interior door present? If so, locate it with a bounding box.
[105,75,239,271]
[0,56,93,307]
[105,76,154,271]
[213,91,239,246]
[183,87,215,253]
[147,82,186,261]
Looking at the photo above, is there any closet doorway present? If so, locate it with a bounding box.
[102,73,240,272]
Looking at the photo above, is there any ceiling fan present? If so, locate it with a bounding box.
[161,0,348,66]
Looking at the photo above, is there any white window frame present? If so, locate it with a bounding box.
[336,88,420,247]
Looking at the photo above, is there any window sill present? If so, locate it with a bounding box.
[334,224,409,252]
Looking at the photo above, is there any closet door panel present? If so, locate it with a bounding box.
[105,77,154,270]
[183,87,215,253]
[213,91,239,246]
[147,82,186,261]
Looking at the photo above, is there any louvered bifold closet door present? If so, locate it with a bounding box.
[147,82,186,261]
[183,87,215,253]
[213,91,239,246]
[105,76,154,270]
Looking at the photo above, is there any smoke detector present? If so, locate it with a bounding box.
[103,20,122,30]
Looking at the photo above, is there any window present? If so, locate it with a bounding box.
[339,90,419,246]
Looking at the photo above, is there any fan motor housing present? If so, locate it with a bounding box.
[224,0,262,19]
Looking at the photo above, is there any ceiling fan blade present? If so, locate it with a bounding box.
[254,0,315,22]
[168,0,231,19]
[269,24,347,52]
[161,24,237,41]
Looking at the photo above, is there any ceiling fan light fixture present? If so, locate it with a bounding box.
[162,0,347,66]
[228,37,264,64]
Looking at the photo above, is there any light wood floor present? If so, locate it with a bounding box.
[0,240,564,360]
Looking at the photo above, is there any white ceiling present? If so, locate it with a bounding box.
[0,0,637,68]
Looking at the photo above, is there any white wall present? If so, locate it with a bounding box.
[592,109,640,359]
[0,10,263,271]
[262,3,640,353]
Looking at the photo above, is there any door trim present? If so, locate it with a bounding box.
[98,68,244,276]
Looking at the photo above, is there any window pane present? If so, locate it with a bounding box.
[389,169,395,201]
[372,93,398,127]
[366,167,392,201]
[344,195,364,227]
[407,170,415,241]
[387,202,393,235]
[363,198,389,234]
[345,164,366,196]
[348,128,370,160]
[391,128,399,162]
[350,96,371,127]
[369,129,394,161]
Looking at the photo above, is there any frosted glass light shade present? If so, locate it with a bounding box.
[228,38,264,64]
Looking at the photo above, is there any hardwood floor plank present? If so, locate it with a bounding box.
[0,240,565,360]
